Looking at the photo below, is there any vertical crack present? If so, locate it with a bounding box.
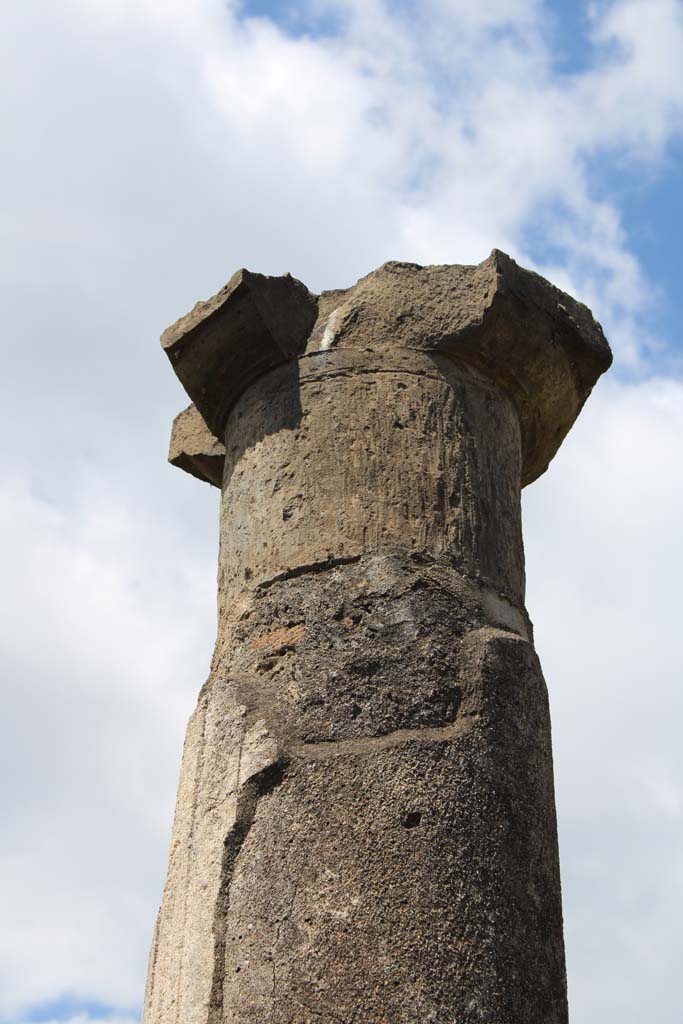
[207,757,287,1024]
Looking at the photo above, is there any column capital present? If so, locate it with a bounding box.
[161,268,318,440]
[164,251,611,487]
[168,404,225,487]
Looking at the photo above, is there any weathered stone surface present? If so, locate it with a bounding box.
[164,252,611,487]
[217,351,525,614]
[169,404,225,487]
[145,252,611,1024]
[161,269,318,440]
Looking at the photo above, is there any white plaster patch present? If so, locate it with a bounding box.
[480,589,529,639]
[320,306,344,351]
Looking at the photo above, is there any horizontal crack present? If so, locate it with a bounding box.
[256,554,362,590]
[253,555,528,638]
[287,715,479,762]
[298,364,452,386]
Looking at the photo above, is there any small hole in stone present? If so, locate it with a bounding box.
[402,811,422,829]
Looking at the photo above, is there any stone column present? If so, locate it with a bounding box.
[143,251,611,1024]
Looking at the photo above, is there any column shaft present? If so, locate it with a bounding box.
[144,351,567,1024]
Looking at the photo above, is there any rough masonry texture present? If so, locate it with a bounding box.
[143,251,612,1024]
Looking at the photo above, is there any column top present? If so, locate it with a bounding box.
[163,250,611,487]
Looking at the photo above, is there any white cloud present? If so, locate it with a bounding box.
[1,0,682,1021]
[524,375,683,1023]
[0,476,217,1015]
[585,0,683,155]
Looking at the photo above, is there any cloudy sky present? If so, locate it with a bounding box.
[1,1,682,1022]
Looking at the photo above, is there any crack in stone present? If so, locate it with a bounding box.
[256,554,362,590]
[207,757,287,1024]
[297,361,454,388]
[287,714,479,761]
[250,555,529,640]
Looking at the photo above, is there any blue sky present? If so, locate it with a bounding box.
[233,0,683,370]
[618,140,683,347]
[1,2,682,1023]
[238,0,683,353]
[22,1001,138,1024]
